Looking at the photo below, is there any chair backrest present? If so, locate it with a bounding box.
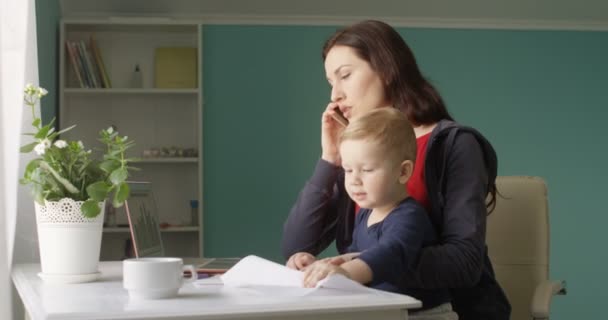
[487,176,549,320]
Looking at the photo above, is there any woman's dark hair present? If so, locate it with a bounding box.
[323,20,497,213]
[322,20,453,126]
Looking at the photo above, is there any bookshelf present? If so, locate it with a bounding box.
[103,226,199,233]
[59,19,203,261]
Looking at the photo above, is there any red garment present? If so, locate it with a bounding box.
[407,132,431,211]
[354,132,431,215]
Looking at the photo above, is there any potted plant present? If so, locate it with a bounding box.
[19,84,137,283]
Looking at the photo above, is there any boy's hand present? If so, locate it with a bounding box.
[302,260,349,288]
[286,252,315,270]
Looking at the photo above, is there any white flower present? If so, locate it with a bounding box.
[37,88,48,98]
[34,143,46,155]
[77,141,84,149]
[54,140,67,148]
[106,126,114,134]
[34,139,52,155]
[41,139,51,148]
[24,83,35,95]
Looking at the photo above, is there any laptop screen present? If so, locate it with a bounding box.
[124,181,164,257]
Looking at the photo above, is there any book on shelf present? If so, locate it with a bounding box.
[65,38,111,88]
[78,41,99,88]
[71,41,91,88]
[154,47,197,88]
[65,41,85,88]
[90,34,112,88]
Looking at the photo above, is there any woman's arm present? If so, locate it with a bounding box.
[282,103,349,259]
[281,159,342,259]
[413,132,490,288]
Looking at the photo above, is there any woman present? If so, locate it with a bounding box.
[281,20,510,319]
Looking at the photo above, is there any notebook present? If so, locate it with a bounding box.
[124,181,239,274]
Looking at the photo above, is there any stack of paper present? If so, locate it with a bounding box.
[210,255,372,294]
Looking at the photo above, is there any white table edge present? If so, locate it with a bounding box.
[12,262,422,320]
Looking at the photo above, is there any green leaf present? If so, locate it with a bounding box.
[108,150,121,157]
[81,200,101,218]
[32,118,41,127]
[34,124,52,139]
[109,167,127,185]
[127,165,140,172]
[47,132,59,141]
[113,182,130,207]
[99,160,120,174]
[56,124,76,135]
[86,181,111,201]
[39,161,79,194]
[123,141,136,149]
[20,142,38,153]
[23,159,41,179]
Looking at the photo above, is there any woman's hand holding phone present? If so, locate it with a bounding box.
[321,103,347,166]
[330,107,349,127]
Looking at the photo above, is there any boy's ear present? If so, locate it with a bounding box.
[398,160,414,184]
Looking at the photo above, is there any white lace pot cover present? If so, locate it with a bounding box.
[35,198,105,275]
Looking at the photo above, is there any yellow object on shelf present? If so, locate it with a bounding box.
[154,47,197,88]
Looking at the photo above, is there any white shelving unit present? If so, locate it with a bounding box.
[103,226,199,233]
[59,19,203,261]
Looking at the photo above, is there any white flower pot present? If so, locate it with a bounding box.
[35,198,105,283]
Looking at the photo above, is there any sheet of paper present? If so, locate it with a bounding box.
[316,273,373,293]
[214,255,373,294]
[220,255,303,287]
[193,275,223,286]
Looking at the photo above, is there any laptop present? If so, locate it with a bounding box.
[124,181,240,274]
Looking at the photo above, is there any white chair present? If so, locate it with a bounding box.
[487,176,566,320]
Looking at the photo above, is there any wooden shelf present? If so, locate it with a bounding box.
[138,157,198,164]
[161,226,199,232]
[64,88,198,94]
[64,21,198,33]
[103,226,199,233]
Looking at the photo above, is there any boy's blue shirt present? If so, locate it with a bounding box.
[348,197,450,310]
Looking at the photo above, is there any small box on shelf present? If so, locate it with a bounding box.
[142,147,198,159]
[155,47,198,89]
[190,200,199,226]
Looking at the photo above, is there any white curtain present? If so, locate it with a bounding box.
[1,0,39,318]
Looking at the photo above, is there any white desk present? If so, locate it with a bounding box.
[13,261,421,320]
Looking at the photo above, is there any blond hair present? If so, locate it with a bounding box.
[340,108,416,163]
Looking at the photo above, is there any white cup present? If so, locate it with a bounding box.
[123,257,196,299]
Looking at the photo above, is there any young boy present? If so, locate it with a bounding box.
[298,108,455,319]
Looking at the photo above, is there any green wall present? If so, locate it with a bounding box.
[35,0,60,126]
[34,7,607,317]
[202,26,333,259]
[202,25,608,319]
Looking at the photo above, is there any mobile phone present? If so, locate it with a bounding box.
[331,107,349,127]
